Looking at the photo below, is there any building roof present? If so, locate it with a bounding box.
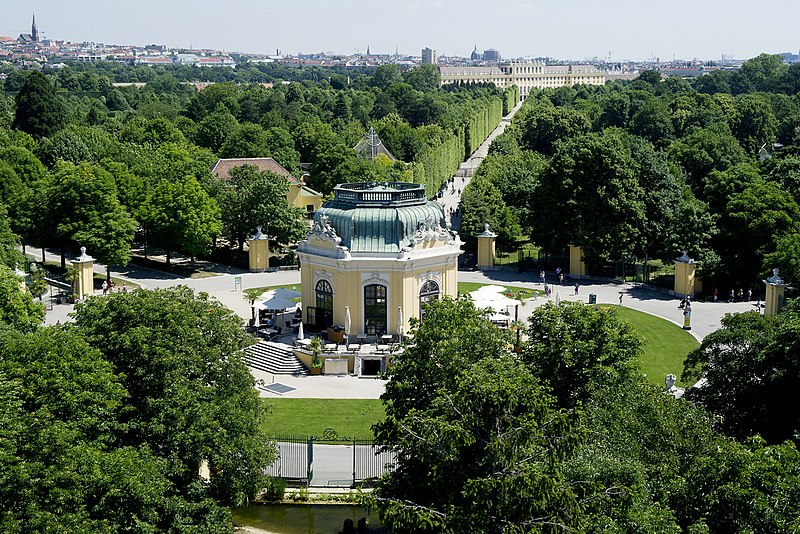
[211,157,301,186]
[314,182,453,254]
[353,127,397,162]
[440,66,503,77]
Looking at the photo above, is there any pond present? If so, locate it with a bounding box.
[233,503,386,534]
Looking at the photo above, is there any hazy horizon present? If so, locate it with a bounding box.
[3,1,799,62]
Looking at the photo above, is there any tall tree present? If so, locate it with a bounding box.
[12,71,67,139]
[73,287,275,503]
[217,165,308,251]
[522,302,643,408]
[683,304,800,445]
[44,162,137,275]
[459,175,521,247]
[516,104,591,156]
[533,130,646,262]
[139,176,222,264]
[372,298,585,533]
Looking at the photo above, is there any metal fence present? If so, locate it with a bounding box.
[266,431,395,488]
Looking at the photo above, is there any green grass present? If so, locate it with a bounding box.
[494,243,540,266]
[607,305,699,387]
[457,282,536,301]
[262,398,384,439]
[261,307,698,436]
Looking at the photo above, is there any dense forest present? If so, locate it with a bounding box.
[0,62,516,271]
[462,53,800,294]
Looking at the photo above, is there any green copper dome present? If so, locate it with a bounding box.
[314,182,450,254]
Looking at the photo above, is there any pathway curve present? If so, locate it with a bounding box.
[32,243,756,398]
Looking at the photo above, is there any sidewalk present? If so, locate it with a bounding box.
[437,100,525,230]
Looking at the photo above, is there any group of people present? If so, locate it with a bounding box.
[539,268,569,285]
[711,288,754,303]
[101,279,127,296]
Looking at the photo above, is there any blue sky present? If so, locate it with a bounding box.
[4,0,799,61]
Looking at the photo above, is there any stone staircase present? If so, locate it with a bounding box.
[243,341,308,375]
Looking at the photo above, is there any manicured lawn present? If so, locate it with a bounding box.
[262,398,384,439]
[608,305,699,387]
[457,282,536,301]
[260,307,697,436]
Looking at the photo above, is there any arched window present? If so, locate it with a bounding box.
[315,280,333,312]
[364,284,387,335]
[310,279,333,328]
[419,280,440,320]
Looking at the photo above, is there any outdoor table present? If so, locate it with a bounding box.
[324,343,337,352]
[377,344,390,353]
[357,334,368,343]
[295,338,311,348]
[257,327,277,339]
[381,334,394,343]
[347,344,361,352]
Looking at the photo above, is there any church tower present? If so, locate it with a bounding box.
[31,14,38,42]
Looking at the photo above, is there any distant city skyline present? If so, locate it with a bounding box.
[3,1,800,62]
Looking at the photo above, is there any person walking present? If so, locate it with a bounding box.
[574,283,580,295]
[619,293,623,305]
[101,280,108,296]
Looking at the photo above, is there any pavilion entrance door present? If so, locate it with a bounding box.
[363,284,387,336]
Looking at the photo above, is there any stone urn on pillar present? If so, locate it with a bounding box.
[763,268,787,316]
[70,247,95,300]
[674,251,701,298]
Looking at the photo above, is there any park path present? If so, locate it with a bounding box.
[437,100,524,230]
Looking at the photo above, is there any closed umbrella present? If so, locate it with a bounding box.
[344,306,352,346]
[297,321,304,340]
[254,311,260,328]
[397,306,404,340]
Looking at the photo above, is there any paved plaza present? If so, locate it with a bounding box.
[35,243,756,400]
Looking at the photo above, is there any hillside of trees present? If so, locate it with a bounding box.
[462,53,800,294]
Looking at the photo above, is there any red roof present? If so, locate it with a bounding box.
[211,158,301,186]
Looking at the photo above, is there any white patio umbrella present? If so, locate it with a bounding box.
[261,287,301,300]
[254,311,260,328]
[344,306,351,335]
[397,306,404,340]
[297,321,304,340]
[255,295,297,312]
[468,287,518,315]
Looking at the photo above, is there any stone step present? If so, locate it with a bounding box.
[243,341,308,375]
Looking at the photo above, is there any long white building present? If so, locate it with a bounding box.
[440,61,605,100]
